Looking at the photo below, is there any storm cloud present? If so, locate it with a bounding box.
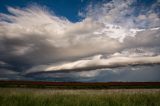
[0,0,160,81]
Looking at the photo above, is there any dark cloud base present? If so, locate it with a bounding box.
[0,0,160,82]
[1,65,159,82]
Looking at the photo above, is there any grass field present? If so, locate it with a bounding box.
[0,88,160,106]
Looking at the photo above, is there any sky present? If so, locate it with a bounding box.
[0,0,160,82]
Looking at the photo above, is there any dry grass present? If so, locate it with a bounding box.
[0,88,160,106]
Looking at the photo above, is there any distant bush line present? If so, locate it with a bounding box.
[0,80,160,89]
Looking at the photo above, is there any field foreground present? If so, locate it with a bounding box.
[0,88,160,106]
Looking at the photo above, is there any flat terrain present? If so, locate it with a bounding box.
[0,88,160,106]
[0,81,160,106]
[0,80,160,89]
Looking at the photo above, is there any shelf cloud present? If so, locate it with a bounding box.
[0,0,160,81]
[25,55,160,74]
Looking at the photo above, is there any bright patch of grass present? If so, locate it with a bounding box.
[0,88,160,106]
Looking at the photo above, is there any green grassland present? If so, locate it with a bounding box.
[0,88,160,106]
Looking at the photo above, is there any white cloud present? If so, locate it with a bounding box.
[0,0,160,81]
[25,54,160,74]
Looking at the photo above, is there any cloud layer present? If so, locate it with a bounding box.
[25,55,160,74]
[0,0,160,81]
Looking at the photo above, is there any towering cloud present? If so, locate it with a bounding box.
[0,0,160,81]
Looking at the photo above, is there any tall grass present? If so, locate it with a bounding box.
[0,88,160,106]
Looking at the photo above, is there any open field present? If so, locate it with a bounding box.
[0,88,160,106]
[0,81,160,105]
